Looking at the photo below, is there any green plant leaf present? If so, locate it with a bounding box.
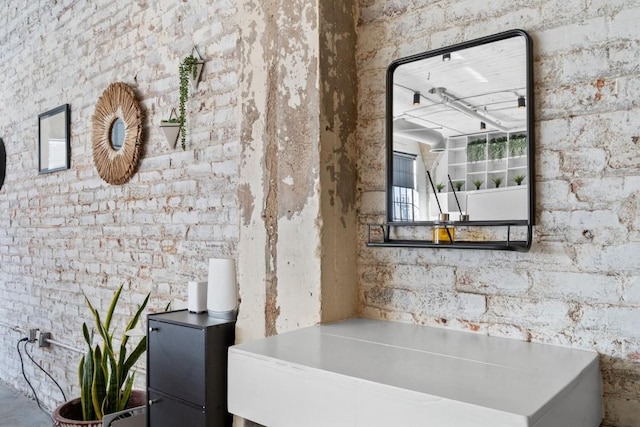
[80,351,94,421]
[106,351,120,415]
[79,286,150,421]
[104,285,123,332]
[118,375,135,412]
[91,345,106,420]
[122,336,147,378]
[122,293,150,348]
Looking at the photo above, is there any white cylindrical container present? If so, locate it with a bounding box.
[207,258,238,320]
[188,281,207,313]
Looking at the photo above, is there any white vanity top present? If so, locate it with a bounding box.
[228,318,602,427]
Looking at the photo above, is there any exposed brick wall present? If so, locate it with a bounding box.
[0,0,239,410]
[356,2,640,426]
[1,0,638,425]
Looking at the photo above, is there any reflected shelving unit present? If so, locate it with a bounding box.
[444,132,528,215]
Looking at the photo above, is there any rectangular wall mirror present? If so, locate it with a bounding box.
[38,104,70,174]
[386,30,534,230]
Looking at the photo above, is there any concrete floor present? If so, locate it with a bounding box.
[0,381,52,427]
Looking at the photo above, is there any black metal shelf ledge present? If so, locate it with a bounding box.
[366,223,533,252]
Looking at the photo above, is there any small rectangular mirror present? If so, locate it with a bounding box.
[38,104,70,174]
[386,30,534,226]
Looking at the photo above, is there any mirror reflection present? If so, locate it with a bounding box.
[388,30,532,224]
[110,118,126,150]
[38,104,70,174]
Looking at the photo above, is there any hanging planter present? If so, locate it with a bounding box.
[177,47,204,150]
[160,108,181,149]
[186,46,204,90]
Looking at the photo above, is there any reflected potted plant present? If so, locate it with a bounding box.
[513,174,526,186]
[492,176,503,188]
[436,183,445,193]
[473,179,483,190]
[52,285,149,427]
[454,181,464,192]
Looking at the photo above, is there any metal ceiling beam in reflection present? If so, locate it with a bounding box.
[427,87,512,133]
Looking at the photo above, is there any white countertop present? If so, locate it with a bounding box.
[228,318,602,427]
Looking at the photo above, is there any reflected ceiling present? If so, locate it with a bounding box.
[392,36,527,139]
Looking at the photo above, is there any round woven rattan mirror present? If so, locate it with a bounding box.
[92,82,142,185]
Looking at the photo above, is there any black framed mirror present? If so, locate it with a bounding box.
[38,104,71,174]
[376,30,534,250]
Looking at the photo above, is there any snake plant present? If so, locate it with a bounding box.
[79,285,149,421]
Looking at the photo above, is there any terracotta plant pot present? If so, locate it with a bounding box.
[53,390,146,427]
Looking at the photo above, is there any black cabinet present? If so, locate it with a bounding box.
[147,310,235,427]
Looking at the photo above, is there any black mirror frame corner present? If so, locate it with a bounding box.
[374,29,535,251]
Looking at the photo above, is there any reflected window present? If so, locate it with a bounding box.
[392,152,419,221]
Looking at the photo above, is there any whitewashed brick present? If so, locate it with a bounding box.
[0,0,240,409]
[484,296,571,332]
[530,271,622,303]
[455,267,530,296]
[579,306,640,339]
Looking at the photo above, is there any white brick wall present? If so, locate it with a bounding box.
[1,1,638,426]
[0,0,239,411]
[357,1,640,426]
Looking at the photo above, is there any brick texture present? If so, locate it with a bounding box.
[356,2,640,426]
[0,0,239,410]
[1,1,639,426]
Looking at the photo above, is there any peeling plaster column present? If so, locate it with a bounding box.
[318,0,359,322]
[236,0,358,347]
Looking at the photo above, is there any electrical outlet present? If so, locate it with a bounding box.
[28,328,39,343]
[37,331,51,348]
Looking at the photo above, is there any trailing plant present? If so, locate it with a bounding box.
[488,136,507,160]
[436,183,445,193]
[454,181,464,192]
[466,138,487,162]
[473,179,483,190]
[509,134,527,157]
[178,55,201,150]
[492,176,503,188]
[79,285,149,421]
[513,174,526,186]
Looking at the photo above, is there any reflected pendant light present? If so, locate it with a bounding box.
[518,96,526,108]
[413,91,421,105]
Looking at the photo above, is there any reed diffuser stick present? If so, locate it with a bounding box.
[447,174,464,218]
[426,171,443,214]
